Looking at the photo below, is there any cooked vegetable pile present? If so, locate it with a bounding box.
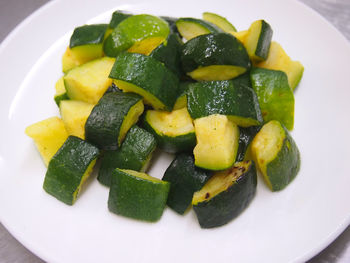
[25,11,303,228]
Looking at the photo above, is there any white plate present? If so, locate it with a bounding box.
[1,0,350,262]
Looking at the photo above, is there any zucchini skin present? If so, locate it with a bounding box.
[250,67,294,130]
[108,169,170,222]
[98,125,157,186]
[236,125,261,162]
[266,125,300,191]
[256,20,273,60]
[150,33,183,78]
[70,24,108,48]
[187,80,263,126]
[43,136,99,205]
[108,11,132,29]
[193,161,257,228]
[85,92,143,150]
[109,52,179,111]
[162,154,213,214]
[181,33,250,73]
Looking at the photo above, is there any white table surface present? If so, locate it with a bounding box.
[0,0,349,262]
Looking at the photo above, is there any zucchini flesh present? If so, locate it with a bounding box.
[25,117,69,166]
[188,65,247,81]
[193,114,239,171]
[251,120,300,191]
[64,57,115,104]
[54,77,69,106]
[256,41,304,91]
[59,100,94,139]
[192,161,257,228]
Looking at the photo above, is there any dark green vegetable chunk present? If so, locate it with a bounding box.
[251,120,300,191]
[108,169,170,222]
[69,24,108,48]
[108,11,132,29]
[109,52,179,111]
[162,153,213,214]
[250,67,294,130]
[43,136,100,205]
[236,125,261,162]
[181,33,250,80]
[176,17,222,40]
[187,80,263,127]
[150,33,183,78]
[192,161,257,228]
[85,92,144,150]
[98,125,157,186]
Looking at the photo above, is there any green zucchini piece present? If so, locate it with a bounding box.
[62,24,107,72]
[193,114,239,171]
[85,92,144,150]
[187,80,263,127]
[149,33,183,78]
[54,77,69,106]
[143,107,196,153]
[245,20,273,62]
[256,41,304,91]
[103,14,169,57]
[98,125,157,186]
[108,11,132,29]
[175,17,222,40]
[173,81,192,110]
[202,12,237,32]
[64,57,115,104]
[108,169,170,222]
[43,136,99,205]
[181,33,250,80]
[250,67,294,130]
[59,100,94,139]
[162,153,213,214]
[236,125,261,162]
[109,52,179,111]
[192,160,257,228]
[25,117,69,167]
[251,120,300,191]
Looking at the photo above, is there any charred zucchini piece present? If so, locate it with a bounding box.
[162,153,213,214]
[192,161,257,228]
[98,125,157,186]
[43,136,99,205]
[251,120,300,191]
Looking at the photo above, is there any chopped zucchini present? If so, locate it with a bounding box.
[43,136,99,205]
[181,33,250,81]
[245,20,273,62]
[192,160,257,228]
[236,125,261,162]
[187,80,263,127]
[85,92,144,150]
[54,77,69,106]
[143,107,196,153]
[251,120,300,191]
[193,114,239,171]
[108,169,170,222]
[256,41,304,91]
[64,57,115,104]
[202,12,237,32]
[173,82,192,110]
[162,153,213,214]
[103,14,169,57]
[109,52,179,111]
[62,24,107,72]
[59,100,94,139]
[98,125,157,186]
[175,17,222,40]
[250,67,294,130]
[230,30,248,44]
[25,117,69,166]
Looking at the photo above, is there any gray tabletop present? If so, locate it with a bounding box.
[0,0,349,262]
